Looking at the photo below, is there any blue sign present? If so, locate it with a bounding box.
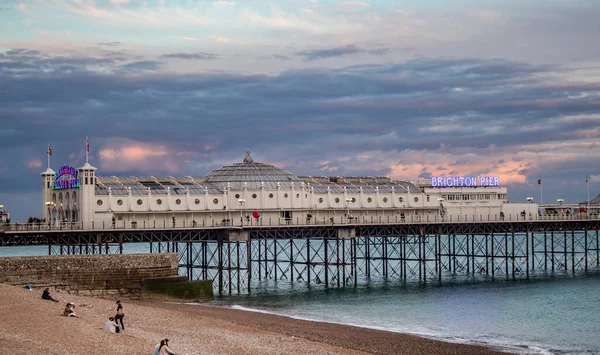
[431,176,500,187]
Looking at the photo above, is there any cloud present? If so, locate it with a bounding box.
[212,1,235,7]
[295,44,390,60]
[98,42,122,47]
[117,60,162,73]
[273,54,290,61]
[339,2,371,8]
[182,37,200,41]
[208,36,231,43]
[160,52,219,60]
[2,50,600,219]
[26,160,42,169]
[98,139,179,173]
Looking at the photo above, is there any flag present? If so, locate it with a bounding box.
[86,136,89,152]
[47,144,52,156]
[537,179,541,185]
[586,176,589,183]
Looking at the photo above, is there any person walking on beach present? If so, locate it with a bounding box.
[115,300,125,331]
[41,288,59,302]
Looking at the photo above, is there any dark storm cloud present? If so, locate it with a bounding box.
[295,44,391,61]
[1,49,600,219]
[160,52,219,60]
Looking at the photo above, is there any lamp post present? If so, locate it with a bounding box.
[557,198,564,205]
[46,201,57,228]
[345,197,352,222]
[238,198,246,226]
[437,197,445,219]
[526,197,534,203]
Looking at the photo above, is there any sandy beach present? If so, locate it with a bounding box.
[0,283,505,355]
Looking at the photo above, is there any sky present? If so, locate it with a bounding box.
[1,0,600,221]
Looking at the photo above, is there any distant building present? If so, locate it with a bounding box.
[41,151,529,228]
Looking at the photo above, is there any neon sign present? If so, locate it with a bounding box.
[52,165,80,190]
[431,176,500,187]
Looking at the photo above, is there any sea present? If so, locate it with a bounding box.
[3,245,600,354]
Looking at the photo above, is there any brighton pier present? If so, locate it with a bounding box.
[1,217,599,295]
[1,151,599,294]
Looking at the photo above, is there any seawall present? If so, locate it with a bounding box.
[0,253,180,298]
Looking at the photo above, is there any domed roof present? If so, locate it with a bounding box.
[203,152,301,187]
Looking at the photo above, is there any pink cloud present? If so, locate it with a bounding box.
[26,159,43,169]
[97,138,180,173]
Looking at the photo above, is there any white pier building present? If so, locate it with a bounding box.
[41,151,532,229]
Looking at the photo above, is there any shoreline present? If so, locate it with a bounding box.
[0,283,506,354]
[218,304,533,354]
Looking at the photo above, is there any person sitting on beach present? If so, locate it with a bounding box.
[104,316,119,333]
[41,288,59,302]
[63,303,80,318]
[154,338,177,355]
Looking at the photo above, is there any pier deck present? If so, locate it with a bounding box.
[2,218,599,294]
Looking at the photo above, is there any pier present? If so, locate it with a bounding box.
[2,217,600,295]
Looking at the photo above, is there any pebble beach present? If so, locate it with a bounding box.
[0,283,505,355]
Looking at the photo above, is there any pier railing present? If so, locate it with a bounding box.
[2,213,600,232]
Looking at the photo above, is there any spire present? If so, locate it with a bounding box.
[79,136,96,171]
[41,144,55,175]
[243,151,253,164]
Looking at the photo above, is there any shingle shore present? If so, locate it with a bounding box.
[0,283,504,355]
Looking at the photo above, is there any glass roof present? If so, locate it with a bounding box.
[94,152,422,195]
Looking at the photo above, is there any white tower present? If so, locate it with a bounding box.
[41,167,55,221]
[41,144,55,222]
[77,137,97,228]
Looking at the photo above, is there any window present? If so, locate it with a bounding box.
[157,199,162,205]
[426,195,430,202]
[335,197,340,203]
[269,193,274,198]
[213,198,219,204]
[414,197,419,202]
[399,197,403,202]
[319,197,324,203]
[367,197,372,203]
[252,193,257,198]
[296,193,300,198]
[137,199,143,205]
[351,197,356,203]
[117,199,123,205]
[383,197,388,203]
[235,194,240,199]
[97,199,103,206]
[284,193,288,198]
[175,199,181,205]
[194,198,200,204]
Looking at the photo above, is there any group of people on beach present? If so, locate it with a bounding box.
[103,300,125,333]
[41,287,177,354]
